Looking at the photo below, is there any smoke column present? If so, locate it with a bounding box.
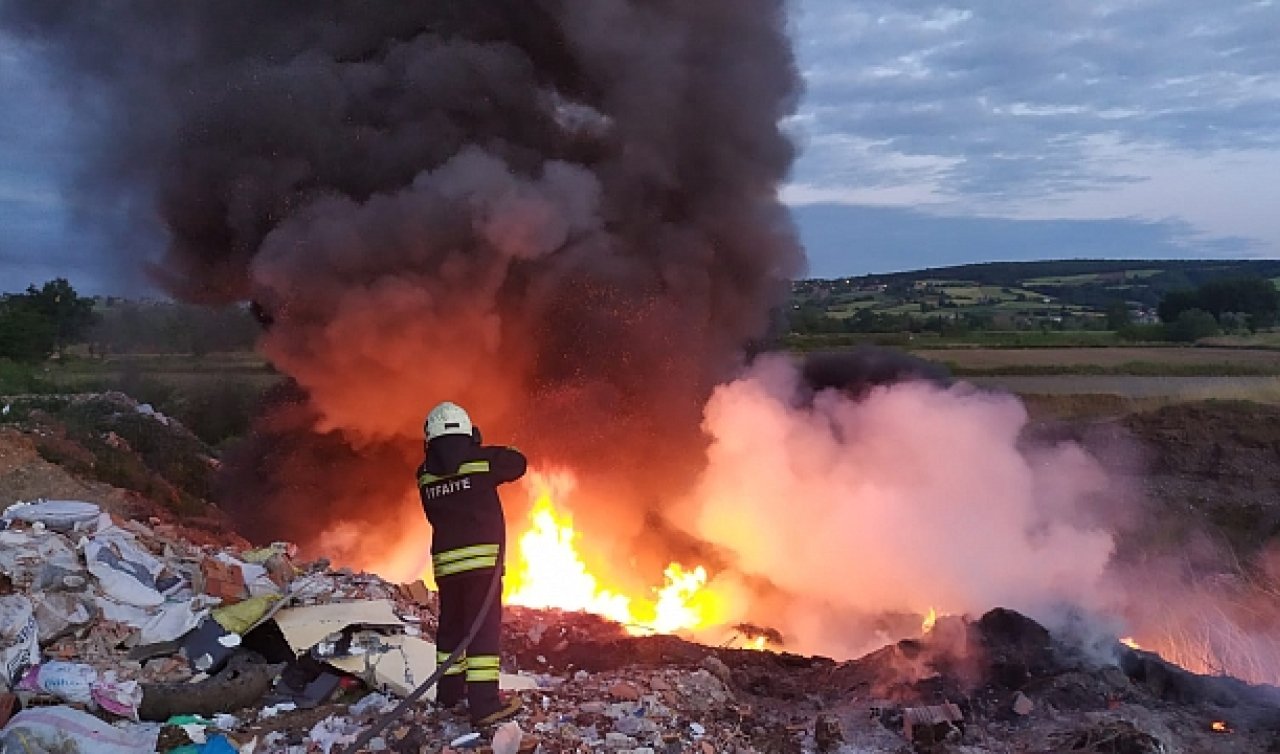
[5,1,805,566]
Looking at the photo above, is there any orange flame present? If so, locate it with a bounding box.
[922,607,938,634]
[1211,721,1229,733]
[504,471,726,635]
[1120,636,1141,650]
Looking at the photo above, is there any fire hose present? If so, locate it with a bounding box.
[339,558,504,754]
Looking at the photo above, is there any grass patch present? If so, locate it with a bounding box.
[948,361,1280,377]
[1018,393,1137,420]
[921,330,1122,348]
[55,352,272,375]
[1023,269,1162,286]
[786,330,1125,352]
[0,360,57,395]
[1016,382,1280,420]
[1198,331,1280,349]
[781,333,917,351]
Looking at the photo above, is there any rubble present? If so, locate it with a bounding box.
[813,713,842,751]
[902,703,964,748]
[2,496,1280,753]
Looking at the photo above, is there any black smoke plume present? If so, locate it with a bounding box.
[5,1,805,563]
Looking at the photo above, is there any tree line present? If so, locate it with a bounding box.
[1,278,259,363]
[0,279,96,362]
[789,274,1279,343]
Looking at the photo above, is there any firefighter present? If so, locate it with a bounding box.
[418,401,526,726]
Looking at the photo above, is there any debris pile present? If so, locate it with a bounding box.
[4,498,1280,753]
[1,498,466,752]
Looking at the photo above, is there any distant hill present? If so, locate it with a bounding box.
[792,259,1280,327]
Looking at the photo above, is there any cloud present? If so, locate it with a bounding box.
[796,0,1280,176]
[0,32,161,295]
[787,0,1280,265]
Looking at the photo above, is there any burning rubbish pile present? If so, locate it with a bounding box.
[4,495,1280,753]
[16,0,1280,698]
[11,0,1280,749]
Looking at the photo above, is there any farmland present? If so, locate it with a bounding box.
[792,258,1280,336]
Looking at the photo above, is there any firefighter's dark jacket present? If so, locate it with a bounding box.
[417,434,526,579]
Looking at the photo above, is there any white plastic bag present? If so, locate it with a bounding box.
[140,599,206,644]
[309,715,358,754]
[92,674,144,720]
[85,537,165,607]
[492,721,524,754]
[0,594,39,689]
[2,500,101,531]
[0,706,159,754]
[18,661,98,704]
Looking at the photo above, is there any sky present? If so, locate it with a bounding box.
[2,0,1280,292]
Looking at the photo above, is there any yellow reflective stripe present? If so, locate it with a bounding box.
[437,542,501,568]
[434,556,498,576]
[466,669,500,682]
[437,542,501,560]
[467,656,500,668]
[438,650,466,674]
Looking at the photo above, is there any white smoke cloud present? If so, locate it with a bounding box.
[674,354,1119,657]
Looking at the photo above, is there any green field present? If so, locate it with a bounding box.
[1023,269,1162,286]
[42,353,279,391]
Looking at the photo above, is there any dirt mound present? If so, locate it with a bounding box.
[0,392,238,541]
[1124,401,1280,559]
[0,428,135,513]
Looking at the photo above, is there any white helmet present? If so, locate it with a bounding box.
[425,401,473,440]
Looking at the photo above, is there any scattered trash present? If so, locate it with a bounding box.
[84,529,168,607]
[91,674,144,720]
[259,702,298,719]
[350,691,393,717]
[492,720,524,754]
[140,652,281,721]
[0,692,16,728]
[0,705,159,754]
[200,557,248,603]
[18,660,98,703]
[274,599,404,653]
[211,594,280,634]
[140,599,207,645]
[182,617,241,673]
[310,714,360,753]
[1013,690,1035,716]
[815,713,843,751]
[0,594,39,688]
[169,733,239,754]
[135,402,171,425]
[451,732,482,748]
[903,703,964,747]
[2,500,101,532]
[31,591,94,644]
